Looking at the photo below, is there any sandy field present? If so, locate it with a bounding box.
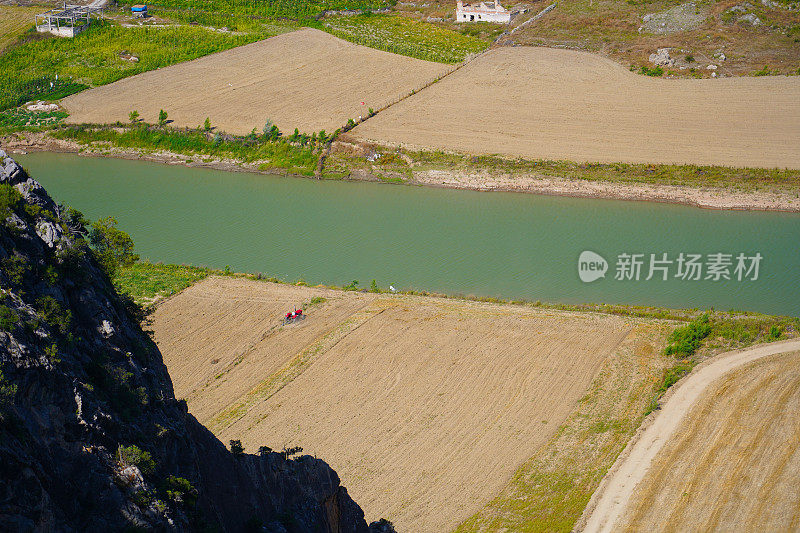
[353,47,800,169]
[62,28,449,135]
[580,339,800,532]
[151,276,376,422]
[150,276,649,531]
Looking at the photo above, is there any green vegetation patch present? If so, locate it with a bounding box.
[0,109,68,133]
[0,20,274,111]
[52,123,320,175]
[142,0,390,21]
[322,14,488,63]
[114,262,211,305]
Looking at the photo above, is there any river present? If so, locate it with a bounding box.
[15,152,800,316]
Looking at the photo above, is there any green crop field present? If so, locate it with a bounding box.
[0,20,289,111]
[322,13,487,63]
[139,0,390,21]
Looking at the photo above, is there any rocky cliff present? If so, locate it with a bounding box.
[0,149,371,533]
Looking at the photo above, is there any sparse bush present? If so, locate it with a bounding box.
[157,109,168,127]
[369,279,379,293]
[203,117,211,131]
[258,445,272,456]
[129,110,140,124]
[344,280,359,291]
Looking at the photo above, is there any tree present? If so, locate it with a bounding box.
[128,110,139,124]
[230,439,244,456]
[157,109,168,127]
[369,279,379,293]
[203,117,211,131]
[88,216,139,278]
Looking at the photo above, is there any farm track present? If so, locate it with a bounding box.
[150,276,670,531]
[579,338,800,532]
[353,46,800,169]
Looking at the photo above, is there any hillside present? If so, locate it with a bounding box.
[0,149,374,532]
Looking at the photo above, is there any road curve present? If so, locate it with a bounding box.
[579,338,800,533]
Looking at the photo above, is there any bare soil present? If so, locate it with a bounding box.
[579,339,800,532]
[149,276,664,531]
[353,46,800,169]
[62,28,450,135]
[618,350,800,532]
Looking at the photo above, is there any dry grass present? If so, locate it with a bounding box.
[353,46,800,168]
[0,5,40,52]
[62,28,451,135]
[149,276,671,531]
[618,350,800,531]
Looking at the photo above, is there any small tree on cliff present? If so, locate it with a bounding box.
[157,109,168,128]
[230,439,244,456]
[88,216,139,278]
[128,110,139,124]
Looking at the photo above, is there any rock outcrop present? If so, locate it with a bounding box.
[0,149,370,532]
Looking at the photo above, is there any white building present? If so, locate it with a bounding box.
[456,0,512,23]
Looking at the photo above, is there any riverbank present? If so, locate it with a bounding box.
[4,130,800,212]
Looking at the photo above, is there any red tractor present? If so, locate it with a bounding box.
[283,308,304,325]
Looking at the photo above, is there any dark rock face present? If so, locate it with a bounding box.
[0,149,370,533]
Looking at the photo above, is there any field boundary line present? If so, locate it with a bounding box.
[577,338,800,532]
[317,47,489,177]
[208,299,394,432]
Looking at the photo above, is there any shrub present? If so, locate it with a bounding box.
[129,110,140,124]
[203,117,211,131]
[0,305,19,331]
[35,296,72,336]
[768,325,784,340]
[230,439,244,456]
[117,444,156,476]
[157,109,168,127]
[0,184,22,218]
[663,313,711,357]
[369,279,379,293]
[258,445,272,456]
[164,475,197,507]
[639,65,664,77]
[1,255,28,286]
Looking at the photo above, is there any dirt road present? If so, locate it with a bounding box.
[579,338,800,532]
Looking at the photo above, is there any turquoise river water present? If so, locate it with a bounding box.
[15,152,800,316]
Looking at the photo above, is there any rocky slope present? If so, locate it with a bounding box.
[0,149,372,532]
